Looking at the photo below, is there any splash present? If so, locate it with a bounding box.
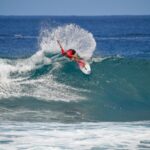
[39,24,96,59]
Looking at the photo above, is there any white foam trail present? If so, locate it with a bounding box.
[0,121,150,150]
[0,73,86,102]
[0,24,95,101]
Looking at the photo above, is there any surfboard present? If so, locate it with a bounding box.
[77,59,91,75]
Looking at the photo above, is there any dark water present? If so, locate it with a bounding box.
[0,16,150,149]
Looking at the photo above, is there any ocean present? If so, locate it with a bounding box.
[0,16,150,149]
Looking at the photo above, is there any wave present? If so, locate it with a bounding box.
[94,32,150,41]
[0,34,37,39]
[14,34,37,39]
[95,33,150,41]
[0,24,96,102]
[96,36,150,41]
[0,57,150,122]
[0,24,150,122]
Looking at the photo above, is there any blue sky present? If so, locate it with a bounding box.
[0,0,150,16]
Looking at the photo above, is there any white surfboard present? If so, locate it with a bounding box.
[77,60,91,75]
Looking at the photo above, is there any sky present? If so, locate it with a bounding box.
[0,0,150,16]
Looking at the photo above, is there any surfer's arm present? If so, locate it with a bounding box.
[61,48,66,55]
[57,40,66,55]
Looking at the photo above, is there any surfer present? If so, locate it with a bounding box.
[57,40,85,67]
[57,40,91,74]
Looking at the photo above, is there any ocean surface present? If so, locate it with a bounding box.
[0,16,150,149]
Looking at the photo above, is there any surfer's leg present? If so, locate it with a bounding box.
[78,60,85,67]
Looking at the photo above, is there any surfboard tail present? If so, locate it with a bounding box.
[77,59,91,75]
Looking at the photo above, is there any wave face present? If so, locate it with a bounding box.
[0,16,150,122]
[0,57,149,122]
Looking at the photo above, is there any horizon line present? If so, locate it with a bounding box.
[0,14,150,17]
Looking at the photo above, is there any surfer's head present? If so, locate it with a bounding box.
[68,49,76,54]
[66,49,76,58]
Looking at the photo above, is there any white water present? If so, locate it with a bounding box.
[0,121,150,150]
[0,24,96,101]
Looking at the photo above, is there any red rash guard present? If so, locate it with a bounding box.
[61,49,76,59]
[60,46,85,67]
